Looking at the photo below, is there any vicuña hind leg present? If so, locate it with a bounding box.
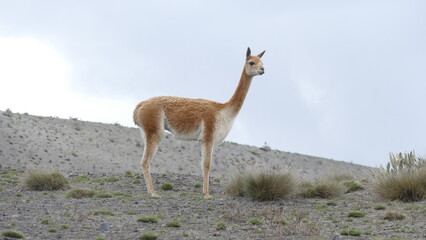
[141,134,161,198]
[202,141,214,199]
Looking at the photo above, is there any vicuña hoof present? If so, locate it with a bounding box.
[204,194,212,199]
[151,193,161,199]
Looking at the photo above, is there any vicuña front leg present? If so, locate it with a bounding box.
[141,135,161,198]
[202,142,214,199]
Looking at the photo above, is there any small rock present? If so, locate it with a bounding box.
[213,232,220,236]
[98,221,111,232]
[69,172,78,177]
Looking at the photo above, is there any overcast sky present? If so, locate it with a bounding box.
[0,0,425,167]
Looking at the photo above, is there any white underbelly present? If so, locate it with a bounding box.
[213,108,235,144]
[166,122,204,141]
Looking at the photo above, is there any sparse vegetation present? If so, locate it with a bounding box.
[299,173,362,198]
[139,232,159,240]
[92,176,119,184]
[340,229,362,236]
[92,210,115,216]
[248,217,262,225]
[0,169,20,184]
[124,171,135,178]
[137,215,159,223]
[24,170,68,191]
[41,219,50,225]
[3,110,426,239]
[216,221,227,230]
[166,220,181,228]
[299,181,344,199]
[374,205,386,210]
[342,180,363,193]
[384,211,405,220]
[66,188,96,199]
[95,192,113,198]
[372,151,426,202]
[161,182,174,191]
[348,211,365,218]
[2,230,24,239]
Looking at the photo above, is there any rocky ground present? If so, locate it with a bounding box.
[1,169,426,240]
[1,110,425,239]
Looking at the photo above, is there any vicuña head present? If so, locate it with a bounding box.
[245,47,265,76]
[133,47,266,199]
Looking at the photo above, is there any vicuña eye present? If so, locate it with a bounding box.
[249,62,255,65]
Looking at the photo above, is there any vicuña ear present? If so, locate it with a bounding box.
[257,50,265,58]
[246,47,251,60]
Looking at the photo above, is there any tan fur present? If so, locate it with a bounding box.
[133,48,265,198]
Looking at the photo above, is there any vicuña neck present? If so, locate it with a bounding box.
[225,67,253,114]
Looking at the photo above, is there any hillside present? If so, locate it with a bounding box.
[0,111,368,178]
[0,110,371,180]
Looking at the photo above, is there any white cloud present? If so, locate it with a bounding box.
[0,37,135,126]
[0,37,70,114]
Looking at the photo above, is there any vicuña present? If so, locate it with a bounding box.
[133,47,266,199]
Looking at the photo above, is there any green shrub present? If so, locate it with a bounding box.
[248,217,262,225]
[2,230,24,238]
[166,220,181,228]
[137,215,159,223]
[41,219,50,225]
[340,229,362,236]
[124,171,135,178]
[24,170,68,191]
[348,211,365,218]
[139,232,159,240]
[92,210,115,216]
[372,151,426,202]
[66,188,96,199]
[95,193,113,198]
[374,205,386,210]
[161,182,174,191]
[216,221,227,230]
[342,180,363,193]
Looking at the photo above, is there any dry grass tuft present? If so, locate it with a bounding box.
[227,170,296,201]
[384,211,405,221]
[373,170,426,202]
[299,181,345,199]
[299,173,363,198]
[372,151,426,202]
[225,174,245,197]
[66,188,96,199]
[24,170,68,191]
